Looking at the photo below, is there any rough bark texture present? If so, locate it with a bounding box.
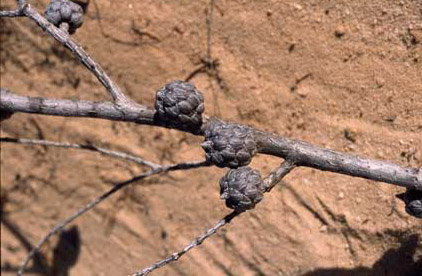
[2,88,421,190]
[256,131,422,190]
[1,1,422,276]
[0,88,156,125]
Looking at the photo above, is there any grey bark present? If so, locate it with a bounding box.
[1,2,421,191]
[255,131,422,190]
[1,2,421,276]
[2,88,421,191]
[0,88,156,125]
[134,160,296,276]
[22,4,132,104]
[0,9,24,17]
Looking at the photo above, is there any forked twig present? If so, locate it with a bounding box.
[16,3,133,105]
[134,210,240,276]
[0,137,159,168]
[261,160,296,192]
[17,160,209,276]
[134,160,296,276]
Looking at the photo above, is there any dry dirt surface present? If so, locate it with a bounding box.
[1,0,422,275]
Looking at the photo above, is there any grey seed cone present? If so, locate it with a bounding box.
[155,80,204,132]
[396,189,422,219]
[202,117,257,168]
[220,166,263,212]
[45,0,84,34]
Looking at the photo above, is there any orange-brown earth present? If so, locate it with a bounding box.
[1,0,422,275]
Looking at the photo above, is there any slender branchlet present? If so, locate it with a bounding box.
[133,160,296,275]
[0,9,24,17]
[16,160,209,276]
[133,210,240,276]
[0,137,159,168]
[19,3,133,104]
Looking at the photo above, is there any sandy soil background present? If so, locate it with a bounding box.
[1,0,422,275]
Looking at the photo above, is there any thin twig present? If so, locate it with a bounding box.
[133,160,295,276]
[206,0,215,63]
[0,88,157,127]
[1,215,51,274]
[17,160,209,276]
[59,22,69,33]
[0,9,24,17]
[261,160,297,192]
[134,210,240,276]
[21,4,133,105]
[185,0,217,82]
[0,137,159,168]
[17,0,27,9]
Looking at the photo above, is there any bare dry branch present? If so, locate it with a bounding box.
[134,160,296,276]
[2,4,419,191]
[0,9,24,17]
[134,210,240,276]
[21,3,133,104]
[206,0,215,63]
[0,137,159,168]
[17,0,27,9]
[2,88,420,190]
[2,1,421,275]
[17,159,209,276]
[255,131,422,190]
[0,88,156,126]
[261,160,297,192]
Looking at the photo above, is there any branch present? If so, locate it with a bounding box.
[17,0,27,9]
[0,137,159,168]
[2,88,420,191]
[17,159,209,276]
[133,160,296,276]
[2,2,420,275]
[205,0,215,63]
[20,3,132,104]
[261,159,297,192]
[0,88,156,126]
[2,3,420,190]
[134,210,240,276]
[0,9,24,17]
[255,131,422,190]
